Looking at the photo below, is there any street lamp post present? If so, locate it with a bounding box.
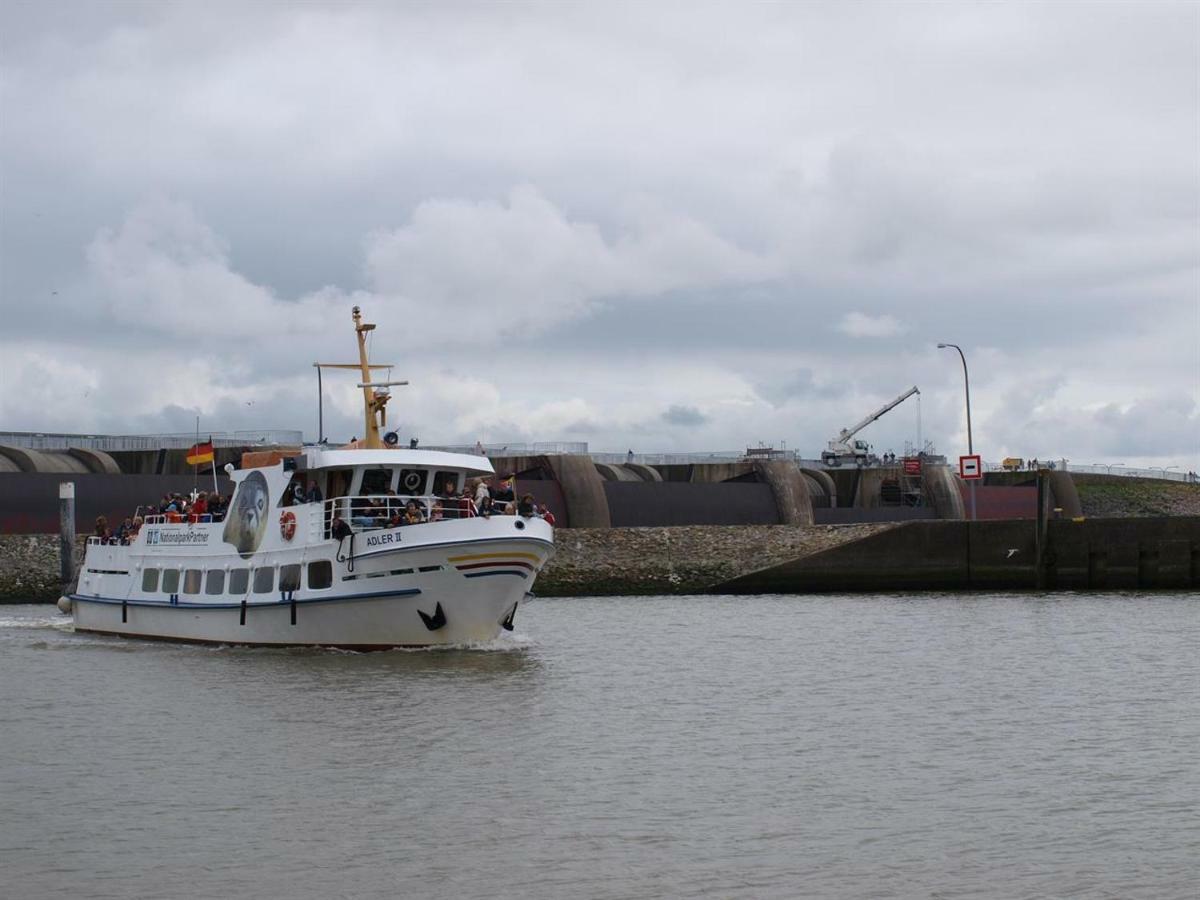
[938,342,975,520]
[312,363,323,443]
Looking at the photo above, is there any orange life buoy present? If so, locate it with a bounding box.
[280,510,297,541]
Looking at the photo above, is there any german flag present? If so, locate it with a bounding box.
[186,439,214,466]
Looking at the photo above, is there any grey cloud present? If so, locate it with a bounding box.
[0,2,1196,469]
[661,405,709,427]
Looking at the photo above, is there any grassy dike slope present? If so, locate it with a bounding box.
[1073,475,1200,518]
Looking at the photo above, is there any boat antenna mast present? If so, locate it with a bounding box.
[352,306,407,449]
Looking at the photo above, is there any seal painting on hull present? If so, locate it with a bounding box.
[223,470,269,557]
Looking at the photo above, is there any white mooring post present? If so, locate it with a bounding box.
[59,481,76,589]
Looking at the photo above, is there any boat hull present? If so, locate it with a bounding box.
[71,584,523,649]
[71,522,552,649]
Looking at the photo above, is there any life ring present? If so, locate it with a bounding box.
[402,471,423,493]
[279,510,297,541]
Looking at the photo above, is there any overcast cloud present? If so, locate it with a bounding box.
[1,1,1196,468]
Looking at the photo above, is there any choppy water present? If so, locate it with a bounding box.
[1,593,1198,899]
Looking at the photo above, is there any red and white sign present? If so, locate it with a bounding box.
[902,457,922,476]
[959,454,983,480]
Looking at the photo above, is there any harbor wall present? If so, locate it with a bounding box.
[8,517,1196,603]
[0,473,234,534]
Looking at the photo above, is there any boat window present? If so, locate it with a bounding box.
[228,568,249,594]
[433,470,460,495]
[252,567,275,593]
[361,468,393,495]
[141,569,159,592]
[398,468,426,495]
[205,570,225,595]
[327,469,352,500]
[162,569,180,593]
[279,564,302,591]
[308,560,332,590]
[183,569,203,594]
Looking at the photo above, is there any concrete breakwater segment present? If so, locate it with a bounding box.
[538,517,1200,595]
[535,524,896,596]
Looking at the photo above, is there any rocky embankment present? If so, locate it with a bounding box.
[534,523,897,596]
[1073,475,1200,518]
[0,535,85,603]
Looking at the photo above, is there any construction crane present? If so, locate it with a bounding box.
[821,386,920,466]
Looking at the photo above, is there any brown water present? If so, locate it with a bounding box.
[1,593,1198,899]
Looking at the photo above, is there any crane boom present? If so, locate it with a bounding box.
[837,386,920,442]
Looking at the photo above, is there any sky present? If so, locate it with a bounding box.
[1,1,1197,469]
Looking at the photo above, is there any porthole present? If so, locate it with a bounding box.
[514,519,526,530]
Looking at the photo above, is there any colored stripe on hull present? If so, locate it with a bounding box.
[455,560,535,572]
[70,587,421,611]
[71,629,467,652]
[447,551,541,562]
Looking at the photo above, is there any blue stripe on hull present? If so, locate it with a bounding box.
[70,587,421,611]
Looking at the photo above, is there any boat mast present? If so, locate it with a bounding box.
[352,306,387,449]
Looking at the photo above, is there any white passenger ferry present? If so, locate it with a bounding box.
[64,307,554,648]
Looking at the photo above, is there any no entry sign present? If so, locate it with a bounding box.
[959,454,982,479]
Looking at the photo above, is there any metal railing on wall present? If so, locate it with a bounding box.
[987,459,1195,483]
[0,430,304,452]
[428,442,590,456]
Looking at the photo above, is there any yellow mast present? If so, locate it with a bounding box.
[352,305,387,449]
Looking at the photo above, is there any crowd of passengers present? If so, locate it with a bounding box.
[91,491,229,545]
[338,476,556,532]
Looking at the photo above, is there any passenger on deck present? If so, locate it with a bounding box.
[306,481,323,504]
[350,495,378,527]
[94,516,111,543]
[493,475,515,505]
[537,503,556,526]
[435,479,458,518]
[403,500,424,525]
[473,477,490,508]
[331,515,352,541]
[129,516,143,541]
[458,487,477,519]
[115,516,135,544]
[517,493,535,517]
[478,496,495,518]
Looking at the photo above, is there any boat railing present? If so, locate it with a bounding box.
[141,513,216,525]
[322,492,504,536]
[87,535,133,546]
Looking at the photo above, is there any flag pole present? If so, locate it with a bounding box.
[209,435,219,497]
[194,416,200,495]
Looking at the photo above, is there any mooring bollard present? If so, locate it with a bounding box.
[1035,469,1047,590]
[59,481,76,589]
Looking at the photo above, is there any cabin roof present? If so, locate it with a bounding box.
[306,448,495,475]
